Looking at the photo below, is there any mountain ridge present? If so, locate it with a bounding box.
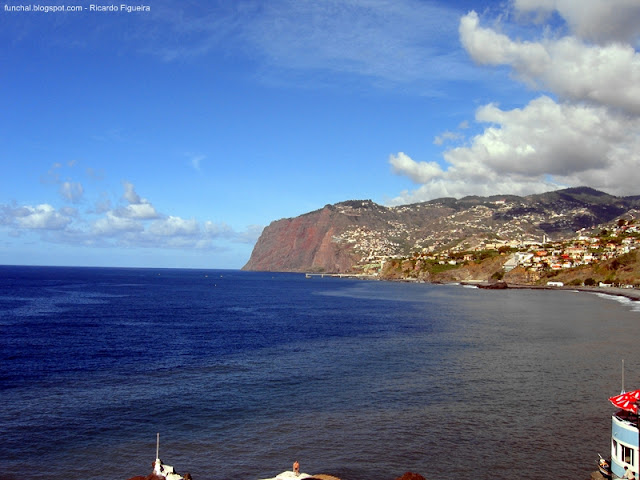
[243,187,640,273]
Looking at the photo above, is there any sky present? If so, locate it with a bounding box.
[1,0,639,269]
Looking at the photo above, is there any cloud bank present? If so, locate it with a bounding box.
[390,0,640,203]
[1,180,261,252]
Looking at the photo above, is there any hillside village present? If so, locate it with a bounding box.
[244,188,640,278]
[335,208,640,287]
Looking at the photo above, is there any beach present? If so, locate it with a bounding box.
[505,283,640,302]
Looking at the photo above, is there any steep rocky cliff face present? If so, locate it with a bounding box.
[242,188,640,273]
[242,203,364,272]
[243,198,461,272]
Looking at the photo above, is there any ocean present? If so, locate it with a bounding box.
[1,265,640,480]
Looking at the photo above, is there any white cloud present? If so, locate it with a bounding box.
[390,3,640,204]
[117,181,159,219]
[514,0,640,44]
[14,204,72,230]
[60,181,84,203]
[459,11,640,115]
[149,216,200,236]
[41,162,86,204]
[433,131,464,146]
[115,202,160,220]
[389,152,443,184]
[459,11,549,73]
[1,178,262,254]
[70,182,264,250]
[390,95,640,203]
[122,181,142,204]
[468,96,630,176]
[204,221,234,237]
[93,211,144,236]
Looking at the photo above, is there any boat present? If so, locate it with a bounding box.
[152,457,187,480]
[259,472,314,480]
[259,472,340,480]
[128,434,190,480]
[606,360,640,479]
[608,390,640,479]
[598,453,611,478]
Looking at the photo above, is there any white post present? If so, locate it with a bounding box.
[153,432,162,476]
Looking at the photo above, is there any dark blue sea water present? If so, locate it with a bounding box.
[2,266,640,480]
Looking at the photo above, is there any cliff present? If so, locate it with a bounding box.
[242,201,382,273]
[242,188,640,273]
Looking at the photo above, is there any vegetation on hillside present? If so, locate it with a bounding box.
[536,250,640,287]
[380,220,640,287]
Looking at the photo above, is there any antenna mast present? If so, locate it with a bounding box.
[622,359,626,394]
[156,432,160,460]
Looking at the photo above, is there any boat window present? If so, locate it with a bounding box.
[613,440,618,459]
[622,445,635,466]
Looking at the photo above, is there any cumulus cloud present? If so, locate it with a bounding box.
[459,11,640,115]
[116,181,159,219]
[94,183,215,246]
[1,181,261,254]
[390,152,444,184]
[204,221,234,237]
[468,97,635,181]
[93,211,144,236]
[149,216,200,236]
[391,2,640,203]
[115,202,160,220]
[466,97,633,176]
[513,0,640,44]
[13,204,72,230]
[40,162,87,203]
[0,182,262,255]
[391,96,640,203]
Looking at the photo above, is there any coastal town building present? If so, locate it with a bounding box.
[335,213,639,285]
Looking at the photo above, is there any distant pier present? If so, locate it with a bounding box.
[305,273,377,279]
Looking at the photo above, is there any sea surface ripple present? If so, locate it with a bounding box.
[1,266,638,480]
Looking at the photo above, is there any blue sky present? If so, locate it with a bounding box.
[1,0,639,269]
